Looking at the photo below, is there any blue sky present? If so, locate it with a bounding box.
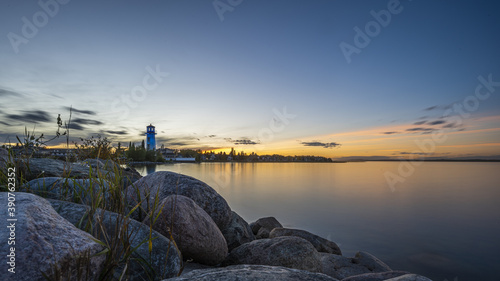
[1,0,499,158]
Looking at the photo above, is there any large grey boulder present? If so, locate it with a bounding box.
[179,262,214,276]
[320,251,392,280]
[48,199,182,280]
[79,158,142,187]
[269,227,342,255]
[165,264,339,281]
[146,195,228,266]
[23,177,116,206]
[126,171,232,229]
[17,157,141,187]
[0,147,8,170]
[249,217,283,239]
[385,274,433,281]
[221,211,255,252]
[342,271,410,281]
[0,192,105,281]
[17,158,93,180]
[223,236,322,272]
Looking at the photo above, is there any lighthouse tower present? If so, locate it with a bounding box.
[145,124,157,151]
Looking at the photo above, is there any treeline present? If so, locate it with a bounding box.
[126,141,165,162]
[189,148,332,162]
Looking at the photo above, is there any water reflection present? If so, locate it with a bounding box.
[133,162,500,281]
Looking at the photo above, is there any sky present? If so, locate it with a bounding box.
[1,0,499,159]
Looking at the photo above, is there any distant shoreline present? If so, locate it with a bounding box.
[129,159,500,165]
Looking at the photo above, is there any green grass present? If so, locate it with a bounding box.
[1,148,182,281]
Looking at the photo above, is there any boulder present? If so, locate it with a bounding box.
[342,271,410,281]
[320,251,392,280]
[223,236,322,273]
[17,157,141,187]
[23,177,116,206]
[17,158,93,180]
[221,211,256,252]
[146,195,228,266]
[385,274,433,281]
[269,227,342,255]
[353,251,392,272]
[79,158,142,187]
[249,217,282,238]
[48,199,182,280]
[165,264,339,281]
[80,158,121,172]
[126,171,232,229]
[0,192,105,281]
[0,147,8,170]
[179,262,214,276]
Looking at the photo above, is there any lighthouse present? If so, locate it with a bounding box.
[145,124,157,151]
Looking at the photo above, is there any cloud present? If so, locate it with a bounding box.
[224,137,259,145]
[406,127,434,132]
[423,104,453,112]
[64,106,96,115]
[71,118,103,126]
[381,131,399,135]
[68,123,85,130]
[443,123,458,129]
[398,152,428,155]
[156,136,200,147]
[413,121,427,125]
[105,130,128,135]
[301,141,341,149]
[428,120,446,125]
[5,110,52,123]
[0,88,23,97]
[208,135,217,138]
[234,139,258,145]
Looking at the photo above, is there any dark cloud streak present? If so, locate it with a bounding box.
[5,110,52,123]
[0,88,23,97]
[301,141,341,149]
[72,118,103,126]
[64,106,96,115]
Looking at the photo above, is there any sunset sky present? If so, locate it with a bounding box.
[1,0,499,159]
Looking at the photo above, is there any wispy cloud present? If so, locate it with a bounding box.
[68,123,85,130]
[406,127,435,132]
[5,110,52,123]
[0,88,23,97]
[225,137,259,145]
[64,106,96,115]
[105,130,128,135]
[72,118,103,126]
[428,120,446,125]
[301,141,341,149]
[234,139,259,145]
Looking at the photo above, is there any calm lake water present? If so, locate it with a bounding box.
[134,162,500,281]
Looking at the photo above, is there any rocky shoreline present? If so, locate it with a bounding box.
[0,153,433,280]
